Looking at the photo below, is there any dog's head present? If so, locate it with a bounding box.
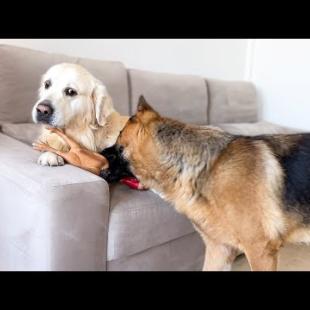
[32,63,115,128]
[116,95,161,162]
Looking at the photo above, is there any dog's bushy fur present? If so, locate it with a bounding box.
[114,96,310,271]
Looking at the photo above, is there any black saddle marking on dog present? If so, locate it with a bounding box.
[279,135,310,219]
[236,133,310,222]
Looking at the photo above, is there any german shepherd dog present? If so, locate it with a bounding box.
[114,96,310,271]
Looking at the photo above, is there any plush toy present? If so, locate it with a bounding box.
[120,177,146,190]
[33,127,145,190]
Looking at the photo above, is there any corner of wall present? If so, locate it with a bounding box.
[244,39,256,81]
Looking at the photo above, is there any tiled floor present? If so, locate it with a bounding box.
[232,244,310,271]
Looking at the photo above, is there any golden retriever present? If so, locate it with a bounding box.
[32,63,128,166]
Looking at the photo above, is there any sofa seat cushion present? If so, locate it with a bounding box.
[0,123,43,146]
[107,183,195,261]
[107,232,204,271]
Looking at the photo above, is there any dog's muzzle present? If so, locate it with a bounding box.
[35,100,54,124]
[99,144,133,183]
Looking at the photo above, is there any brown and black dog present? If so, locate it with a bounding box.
[114,96,310,271]
[34,95,310,271]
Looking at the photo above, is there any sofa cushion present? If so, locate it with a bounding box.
[0,133,105,193]
[0,123,43,146]
[128,69,208,125]
[107,183,195,261]
[217,121,302,135]
[0,44,130,123]
[107,232,204,271]
[207,79,258,124]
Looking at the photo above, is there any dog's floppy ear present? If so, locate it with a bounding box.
[92,81,115,127]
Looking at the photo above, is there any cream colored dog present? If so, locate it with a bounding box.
[32,63,128,166]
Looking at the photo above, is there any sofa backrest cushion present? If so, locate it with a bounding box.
[128,69,209,125]
[0,44,129,123]
[206,79,258,124]
[0,44,258,126]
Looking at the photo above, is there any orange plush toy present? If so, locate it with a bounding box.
[33,128,145,190]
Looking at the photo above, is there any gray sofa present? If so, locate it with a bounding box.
[0,44,296,271]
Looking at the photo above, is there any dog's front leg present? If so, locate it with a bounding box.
[203,238,239,271]
[193,224,238,271]
[38,151,65,166]
[36,130,69,166]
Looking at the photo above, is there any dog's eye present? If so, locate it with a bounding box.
[44,80,51,89]
[64,87,78,97]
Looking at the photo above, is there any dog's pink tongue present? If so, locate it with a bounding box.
[120,177,146,190]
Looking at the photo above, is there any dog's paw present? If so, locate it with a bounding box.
[37,152,65,166]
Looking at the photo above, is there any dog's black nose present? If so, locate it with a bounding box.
[36,100,53,116]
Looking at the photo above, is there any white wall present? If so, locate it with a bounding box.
[249,39,310,130]
[0,39,248,80]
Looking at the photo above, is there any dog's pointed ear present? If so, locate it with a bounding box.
[137,95,155,113]
[92,81,115,127]
[136,96,160,125]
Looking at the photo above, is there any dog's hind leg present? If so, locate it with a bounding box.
[243,240,282,271]
[203,238,239,271]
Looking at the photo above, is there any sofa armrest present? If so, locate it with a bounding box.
[0,133,110,270]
